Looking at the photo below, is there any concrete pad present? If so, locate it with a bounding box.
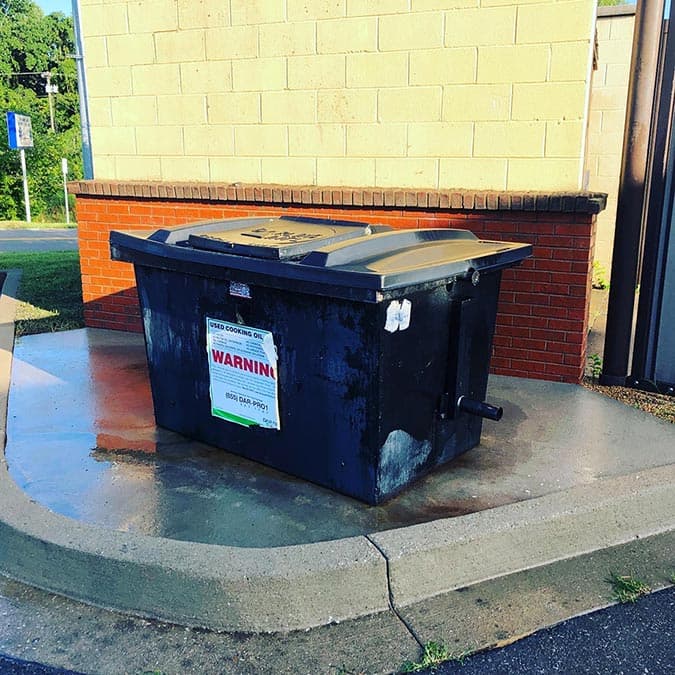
[6,329,674,547]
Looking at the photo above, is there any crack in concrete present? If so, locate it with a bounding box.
[364,533,424,649]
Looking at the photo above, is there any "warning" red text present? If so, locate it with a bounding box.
[211,350,276,379]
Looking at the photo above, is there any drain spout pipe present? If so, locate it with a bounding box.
[601,0,665,385]
[457,396,503,422]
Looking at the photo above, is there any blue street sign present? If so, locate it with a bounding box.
[6,112,33,149]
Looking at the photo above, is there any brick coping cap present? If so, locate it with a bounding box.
[69,180,607,215]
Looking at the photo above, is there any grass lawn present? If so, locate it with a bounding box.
[0,251,84,336]
[0,220,76,229]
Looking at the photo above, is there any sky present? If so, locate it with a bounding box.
[35,0,71,16]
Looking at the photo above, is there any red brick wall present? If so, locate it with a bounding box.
[75,192,597,383]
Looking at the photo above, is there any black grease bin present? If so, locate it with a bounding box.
[111,216,531,505]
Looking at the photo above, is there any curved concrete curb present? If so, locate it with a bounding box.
[1,270,674,636]
[369,464,675,609]
[0,468,390,632]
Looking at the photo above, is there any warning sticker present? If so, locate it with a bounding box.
[206,317,280,430]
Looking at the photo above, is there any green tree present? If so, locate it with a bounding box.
[1,0,82,220]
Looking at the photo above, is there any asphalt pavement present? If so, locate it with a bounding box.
[424,587,675,675]
[0,229,78,253]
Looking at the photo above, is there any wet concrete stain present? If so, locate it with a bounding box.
[5,329,675,549]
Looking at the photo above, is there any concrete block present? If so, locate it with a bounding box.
[346,0,408,16]
[507,158,580,190]
[445,7,516,48]
[111,96,158,126]
[207,92,261,124]
[260,21,316,57]
[288,0,347,21]
[413,0,477,9]
[442,84,510,121]
[605,63,630,87]
[180,62,233,94]
[477,44,549,83]
[178,0,230,29]
[439,157,507,189]
[90,155,115,179]
[474,121,545,158]
[210,157,262,183]
[610,15,636,41]
[80,3,128,37]
[550,41,591,81]
[289,124,346,156]
[346,123,407,157]
[88,66,132,98]
[512,82,586,121]
[136,126,184,156]
[83,37,107,68]
[585,132,602,157]
[262,157,317,184]
[161,156,210,181]
[318,17,377,53]
[379,87,442,122]
[90,126,136,156]
[262,91,317,124]
[235,125,288,156]
[115,156,162,181]
[231,0,285,25]
[317,157,375,185]
[157,94,207,125]
[595,15,611,41]
[232,58,287,91]
[546,120,584,158]
[317,89,377,123]
[346,52,408,88]
[184,125,234,156]
[601,108,627,133]
[598,154,622,178]
[155,29,205,63]
[288,54,346,89]
[597,39,634,65]
[407,122,473,157]
[375,158,439,189]
[517,1,595,44]
[132,64,180,95]
[205,26,258,60]
[379,12,443,51]
[410,48,475,85]
[88,98,112,127]
[107,34,155,67]
[127,0,178,33]
[587,109,602,134]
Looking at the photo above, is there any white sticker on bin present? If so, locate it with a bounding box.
[384,299,412,333]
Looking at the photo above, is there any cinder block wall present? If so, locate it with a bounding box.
[586,5,635,272]
[71,182,604,384]
[81,0,597,191]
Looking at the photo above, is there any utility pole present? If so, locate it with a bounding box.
[41,71,58,133]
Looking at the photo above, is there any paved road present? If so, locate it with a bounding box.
[1,589,672,673]
[0,229,78,253]
[426,587,675,675]
[0,655,80,674]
